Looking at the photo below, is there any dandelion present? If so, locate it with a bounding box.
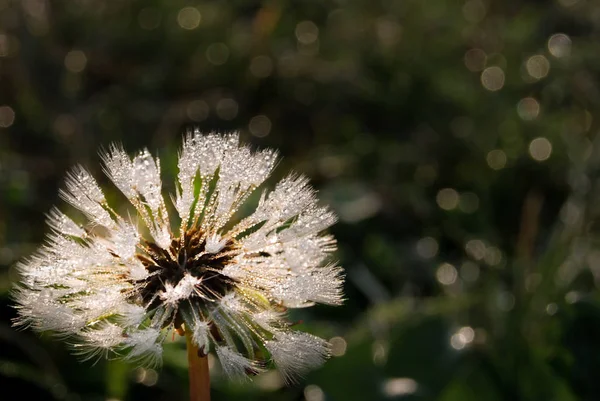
[12,131,344,400]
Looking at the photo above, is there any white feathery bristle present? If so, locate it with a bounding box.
[59,166,114,227]
[265,332,330,382]
[282,234,336,271]
[106,219,139,260]
[102,144,171,249]
[205,233,227,254]
[216,346,261,379]
[127,259,149,281]
[189,132,278,232]
[175,134,199,224]
[219,292,243,311]
[117,304,147,328]
[181,305,211,352]
[255,174,315,223]
[149,305,174,328]
[213,146,278,220]
[212,296,256,357]
[175,131,233,222]
[71,285,128,319]
[124,328,162,364]
[273,264,344,308]
[178,132,238,225]
[192,320,210,352]
[132,149,172,249]
[198,132,239,177]
[160,274,201,305]
[229,174,314,240]
[80,322,124,350]
[132,149,163,212]
[279,206,338,242]
[151,225,172,250]
[101,143,137,199]
[14,288,86,332]
[252,310,285,331]
[46,207,86,237]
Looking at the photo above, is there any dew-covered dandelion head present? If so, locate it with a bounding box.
[12,131,344,381]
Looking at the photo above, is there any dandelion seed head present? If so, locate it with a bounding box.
[13,130,344,381]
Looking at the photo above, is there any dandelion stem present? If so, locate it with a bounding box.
[186,330,211,401]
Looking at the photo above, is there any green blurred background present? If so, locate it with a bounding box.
[3,0,600,400]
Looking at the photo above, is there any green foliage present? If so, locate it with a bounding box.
[2,0,600,400]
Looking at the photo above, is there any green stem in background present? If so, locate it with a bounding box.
[186,330,211,401]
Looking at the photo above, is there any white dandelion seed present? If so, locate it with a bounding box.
[12,130,344,381]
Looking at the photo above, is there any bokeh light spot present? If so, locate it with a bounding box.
[0,105,15,127]
[486,149,507,170]
[382,378,418,397]
[135,368,159,386]
[498,291,515,311]
[529,137,552,161]
[548,33,571,58]
[64,50,87,73]
[436,263,458,285]
[484,246,503,266]
[481,66,505,91]
[416,237,439,259]
[436,188,459,210]
[450,333,465,350]
[216,98,238,120]
[256,370,283,391]
[462,327,474,342]
[546,303,558,315]
[517,97,540,120]
[206,43,229,65]
[466,239,486,260]
[375,17,402,48]
[177,7,201,30]
[295,20,319,44]
[330,336,347,357]
[304,384,325,401]
[565,291,580,304]
[186,100,209,122]
[450,326,475,350]
[560,201,581,226]
[249,115,272,138]
[464,48,487,72]
[526,55,550,80]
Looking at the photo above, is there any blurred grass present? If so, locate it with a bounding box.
[3,0,600,400]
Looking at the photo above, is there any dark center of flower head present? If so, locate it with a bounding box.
[134,229,238,315]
